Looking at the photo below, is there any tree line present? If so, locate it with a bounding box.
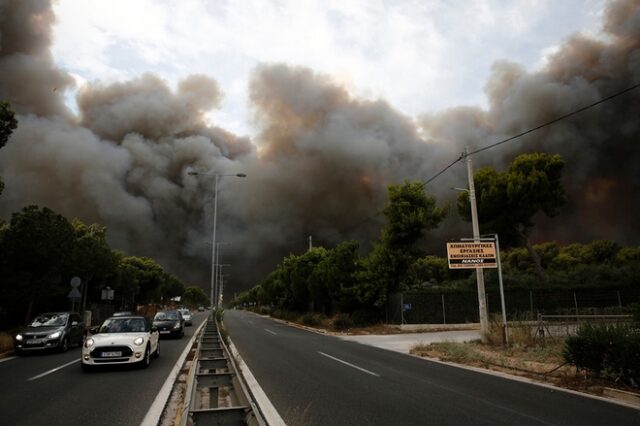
[232,154,639,323]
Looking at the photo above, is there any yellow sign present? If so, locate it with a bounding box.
[446,242,497,269]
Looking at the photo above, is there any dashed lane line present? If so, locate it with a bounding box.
[27,358,80,381]
[318,352,380,377]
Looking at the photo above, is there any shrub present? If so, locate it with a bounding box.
[630,303,640,324]
[564,322,640,385]
[351,309,378,327]
[331,313,353,331]
[302,313,320,326]
[258,306,271,316]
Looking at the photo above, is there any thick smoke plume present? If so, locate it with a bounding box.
[1,0,639,295]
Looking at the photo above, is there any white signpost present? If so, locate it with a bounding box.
[447,236,509,345]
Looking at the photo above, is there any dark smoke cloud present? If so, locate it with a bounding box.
[1,0,639,297]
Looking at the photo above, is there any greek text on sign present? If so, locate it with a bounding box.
[446,242,497,269]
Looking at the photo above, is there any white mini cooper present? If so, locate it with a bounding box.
[81,315,159,372]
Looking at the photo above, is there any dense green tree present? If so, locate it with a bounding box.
[0,101,17,149]
[161,273,185,301]
[0,206,76,322]
[362,181,447,306]
[69,220,119,310]
[183,286,209,308]
[119,256,167,304]
[457,152,566,279]
[310,241,362,312]
[0,100,18,196]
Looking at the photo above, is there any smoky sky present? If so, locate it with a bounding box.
[1,0,639,296]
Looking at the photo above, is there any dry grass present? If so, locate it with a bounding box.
[0,332,14,353]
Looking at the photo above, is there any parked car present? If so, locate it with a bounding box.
[197,306,205,312]
[152,310,184,338]
[81,315,159,372]
[178,308,192,326]
[14,311,85,354]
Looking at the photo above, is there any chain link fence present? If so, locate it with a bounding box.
[387,287,640,325]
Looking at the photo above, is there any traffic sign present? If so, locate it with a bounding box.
[446,241,497,269]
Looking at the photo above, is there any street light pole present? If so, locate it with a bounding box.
[188,171,246,311]
[211,173,219,310]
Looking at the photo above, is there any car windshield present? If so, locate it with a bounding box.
[29,313,68,327]
[154,311,179,321]
[99,318,147,333]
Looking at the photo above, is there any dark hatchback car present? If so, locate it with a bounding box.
[152,310,184,338]
[14,311,85,354]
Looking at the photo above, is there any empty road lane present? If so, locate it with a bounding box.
[224,310,640,426]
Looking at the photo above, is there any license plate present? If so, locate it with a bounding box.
[160,330,170,334]
[102,351,122,357]
[26,339,43,345]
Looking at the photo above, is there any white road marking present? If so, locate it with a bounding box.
[27,358,80,381]
[264,329,277,335]
[247,320,254,325]
[0,356,16,363]
[318,352,380,377]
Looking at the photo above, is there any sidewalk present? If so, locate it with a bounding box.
[339,329,481,353]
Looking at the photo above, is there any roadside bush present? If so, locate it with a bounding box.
[351,309,378,327]
[258,306,271,316]
[564,323,640,386]
[302,313,320,326]
[331,313,353,331]
[631,303,640,324]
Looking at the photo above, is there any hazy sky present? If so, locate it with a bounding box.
[51,0,607,136]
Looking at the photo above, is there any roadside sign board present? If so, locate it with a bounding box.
[447,241,497,269]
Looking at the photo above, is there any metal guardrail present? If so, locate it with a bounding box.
[180,316,266,426]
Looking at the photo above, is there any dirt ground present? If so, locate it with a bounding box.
[410,337,639,399]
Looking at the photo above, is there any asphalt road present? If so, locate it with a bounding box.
[0,311,208,426]
[224,310,640,426]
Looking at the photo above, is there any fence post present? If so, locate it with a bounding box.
[529,290,534,317]
[441,294,446,324]
[400,293,404,325]
[573,292,579,318]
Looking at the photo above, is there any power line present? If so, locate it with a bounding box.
[467,81,640,157]
[335,81,640,238]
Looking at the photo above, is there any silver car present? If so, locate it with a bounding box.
[177,308,192,326]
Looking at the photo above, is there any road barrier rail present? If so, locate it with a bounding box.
[179,317,266,426]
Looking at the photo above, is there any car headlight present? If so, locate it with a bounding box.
[173,322,181,329]
[48,331,62,339]
[84,338,95,348]
[15,334,23,341]
[133,337,145,346]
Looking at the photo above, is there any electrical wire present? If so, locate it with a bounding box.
[331,81,640,238]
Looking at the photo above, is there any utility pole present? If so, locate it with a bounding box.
[465,147,489,342]
[309,235,313,251]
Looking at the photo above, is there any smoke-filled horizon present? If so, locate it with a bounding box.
[1,0,639,297]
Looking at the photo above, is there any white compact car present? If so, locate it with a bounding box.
[81,315,159,372]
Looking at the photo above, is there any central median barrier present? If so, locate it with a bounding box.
[178,317,266,426]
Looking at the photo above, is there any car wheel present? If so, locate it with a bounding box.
[59,337,68,353]
[153,341,160,359]
[140,346,151,368]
